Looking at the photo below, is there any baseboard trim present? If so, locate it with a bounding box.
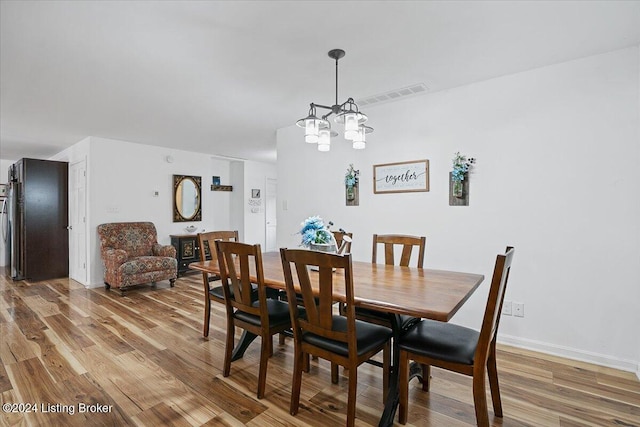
[498,334,639,376]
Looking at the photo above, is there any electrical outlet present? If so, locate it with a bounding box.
[502,300,512,316]
[514,302,524,318]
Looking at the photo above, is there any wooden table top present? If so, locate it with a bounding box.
[190,251,484,322]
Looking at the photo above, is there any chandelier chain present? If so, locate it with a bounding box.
[335,55,339,108]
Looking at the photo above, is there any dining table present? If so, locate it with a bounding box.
[190,251,484,427]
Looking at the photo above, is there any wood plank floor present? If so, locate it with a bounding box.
[1,272,639,426]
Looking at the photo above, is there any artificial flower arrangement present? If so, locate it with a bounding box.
[345,164,359,187]
[299,216,335,247]
[451,152,474,197]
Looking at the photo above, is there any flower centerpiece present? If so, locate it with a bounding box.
[451,152,474,198]
[299,216,337,252]
[345,164,359,201]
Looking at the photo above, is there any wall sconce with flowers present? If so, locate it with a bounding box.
[449,152,475,206]
[345,164,359,206]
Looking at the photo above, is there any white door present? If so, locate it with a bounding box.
[69,160,87,284]
[265,178,277,252]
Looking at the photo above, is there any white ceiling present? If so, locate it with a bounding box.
[1,1,639,163]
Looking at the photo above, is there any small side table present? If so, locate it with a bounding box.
[170,234,200,277]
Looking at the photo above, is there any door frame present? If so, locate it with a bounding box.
[265,177,277,252]
[69,158,88,285]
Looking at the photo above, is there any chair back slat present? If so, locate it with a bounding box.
[400,245,413,266]
[317,266,337,330]
[384,242,396,265]
[373,234,426,268]
[292,261,320,327]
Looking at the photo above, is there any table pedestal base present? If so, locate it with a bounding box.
[231,330,257,361]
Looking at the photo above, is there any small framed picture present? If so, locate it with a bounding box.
[212,176,220,186]
[251,189,261,198]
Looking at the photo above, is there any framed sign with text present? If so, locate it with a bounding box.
[373,159,429,194]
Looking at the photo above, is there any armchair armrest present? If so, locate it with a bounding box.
[103,248,128,270]
[153,243,176,258]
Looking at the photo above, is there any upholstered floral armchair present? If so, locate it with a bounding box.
[97,222,177,295]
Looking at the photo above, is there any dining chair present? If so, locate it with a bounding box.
[372,234,426,268]
[197,230,240,337]
[350,234,426,331]
[398,246,515,427]
[216,241,293,399]
[280,248,392,427]
[278,233,353,347]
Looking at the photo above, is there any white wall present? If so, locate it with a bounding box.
[51,136,276,288]
[277,46,640,373]
[230,161,245,240]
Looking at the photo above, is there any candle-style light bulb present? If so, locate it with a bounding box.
[305,119,319,143]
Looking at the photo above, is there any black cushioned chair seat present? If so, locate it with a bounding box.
[399,319,479,366]
[303,315,392,357]
[354,307,420,332]
[209,286,225,300]
[234,299,293,328]
[210,283,258,301]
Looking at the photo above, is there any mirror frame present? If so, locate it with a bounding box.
[173,174,202,222]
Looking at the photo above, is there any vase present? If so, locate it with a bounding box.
[346,185,355,201]
[309,243,337,271]
[310,243,337,253]
[453,180,463,198]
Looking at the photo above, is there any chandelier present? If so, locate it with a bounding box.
[296,49,373,152]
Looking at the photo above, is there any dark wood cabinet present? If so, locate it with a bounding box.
[170,234,201,276]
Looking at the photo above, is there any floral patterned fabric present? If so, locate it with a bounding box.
[97,222,177,290]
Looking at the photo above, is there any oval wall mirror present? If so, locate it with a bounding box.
[173,175,202,222]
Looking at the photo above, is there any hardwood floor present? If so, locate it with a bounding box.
[1,271,639,426]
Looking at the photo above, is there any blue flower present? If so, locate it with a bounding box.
[300,216,324,233]
[451,152,473,182]
[345,164,359,187]
[299,216,334,246]
[302,229,319,246]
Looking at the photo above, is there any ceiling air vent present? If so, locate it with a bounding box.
[357,83,428,108]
